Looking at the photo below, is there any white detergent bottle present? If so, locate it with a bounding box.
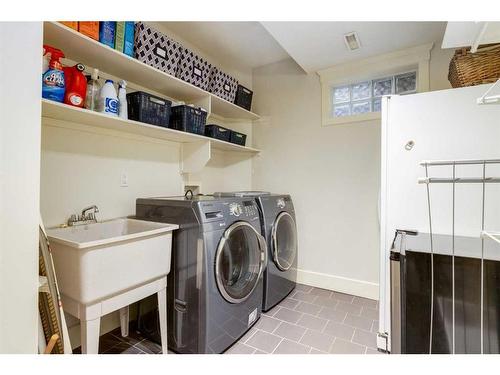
[118,80,128,119]
[99,79,118,116]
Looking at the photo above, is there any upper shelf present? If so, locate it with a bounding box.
[43,22,260,121]
[41,99,261,154]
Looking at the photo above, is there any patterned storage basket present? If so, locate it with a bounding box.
[176,48,212,90]
[134,22,183,77]
[448,44,500,88]
[208,67,238,102]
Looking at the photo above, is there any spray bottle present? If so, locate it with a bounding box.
[118,80,128,119]
[42,45,65,102]
[85,69,101,111]
[63,63,87,108]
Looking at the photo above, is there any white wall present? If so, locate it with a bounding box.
[251,44,454,299]
[0,22,42,353]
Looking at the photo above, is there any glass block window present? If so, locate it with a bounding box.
[332,71,416,117]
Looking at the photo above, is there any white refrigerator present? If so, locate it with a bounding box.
[378,84,500,352]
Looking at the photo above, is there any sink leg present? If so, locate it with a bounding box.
[157,287,168,354]
[81,317,100,354]
[119,306,129,337]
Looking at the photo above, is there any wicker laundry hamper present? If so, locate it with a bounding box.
[448,44,500,88]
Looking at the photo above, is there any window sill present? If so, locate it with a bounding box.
[322,111,381,126]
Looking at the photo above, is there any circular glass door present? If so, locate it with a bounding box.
[272,212,297,271]
[215,222,266,304]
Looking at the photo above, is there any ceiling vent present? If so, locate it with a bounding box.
[343,32,361,51]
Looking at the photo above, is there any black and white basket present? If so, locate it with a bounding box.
[208,67,238,102]
[175,48,212,90]
[134,22,183,77]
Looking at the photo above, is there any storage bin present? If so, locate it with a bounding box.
[126,91,172,127]
[234,84,253,111]
[176,48,212,90]
[134,22,183,77]
[208,67,238,102]
[169,105,207,135]
[230,130,247,146]
[448,44,500,88]
[205,124,231,142]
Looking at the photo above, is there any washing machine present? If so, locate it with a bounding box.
[135,195,267,354]
[214,192,298,312]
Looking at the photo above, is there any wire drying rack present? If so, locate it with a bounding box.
[418,158,500,354]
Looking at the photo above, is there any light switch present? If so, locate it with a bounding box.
[120,173,128,187]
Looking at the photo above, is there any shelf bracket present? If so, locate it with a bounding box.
[181,140,211,174]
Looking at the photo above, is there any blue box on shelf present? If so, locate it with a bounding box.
[99,21,116,48]
[123,21,135,57]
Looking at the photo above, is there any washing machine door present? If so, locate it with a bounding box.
[215,221,267,304]
[271,212,297,271]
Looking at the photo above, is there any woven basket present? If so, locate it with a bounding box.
[448,44,500,88]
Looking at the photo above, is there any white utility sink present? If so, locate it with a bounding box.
[46,218,178,354]
[47,218,178,304]
[48,218,176,249]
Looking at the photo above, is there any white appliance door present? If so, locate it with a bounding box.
[379,85,500,352]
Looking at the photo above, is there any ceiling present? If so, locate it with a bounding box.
[442,22,500,49]
[160,22,290,71]
[262,22,447,73]
[159,22,448,74]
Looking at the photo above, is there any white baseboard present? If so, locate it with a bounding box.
[297,268,379,300]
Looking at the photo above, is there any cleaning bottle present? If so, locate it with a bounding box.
[63,63,87,108]
[42,45,65,102]
[85,69,101,111]
[98,79,118,116]
[117,80,128,119]
[42,46,50,75]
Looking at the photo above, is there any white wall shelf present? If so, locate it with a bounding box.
[43,22,260,121]
[41,99,261,154]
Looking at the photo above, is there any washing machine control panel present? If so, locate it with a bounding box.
[227,201,258,217]
[229,202,243,217]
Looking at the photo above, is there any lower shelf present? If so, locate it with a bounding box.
[41,99,260,154]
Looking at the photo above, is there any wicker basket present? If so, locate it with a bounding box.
[448,44,500,88]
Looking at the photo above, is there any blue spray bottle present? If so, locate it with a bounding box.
[42,45,65,102]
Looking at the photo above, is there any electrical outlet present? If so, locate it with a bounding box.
[120,173,128,187]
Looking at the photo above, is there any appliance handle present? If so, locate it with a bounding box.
[258,232,268,275]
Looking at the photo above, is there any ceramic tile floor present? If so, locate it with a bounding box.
[74,284,383,354]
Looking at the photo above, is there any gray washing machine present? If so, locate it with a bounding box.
[214,192,298,311]
[135,195,267,354]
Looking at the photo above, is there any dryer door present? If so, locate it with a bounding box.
[215,222,267,304]
[271,212,298,271]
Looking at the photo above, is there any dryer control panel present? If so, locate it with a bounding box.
[242,200,258,217]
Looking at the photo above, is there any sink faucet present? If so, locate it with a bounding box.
[82,205,99,218]
[68,205,99,226]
